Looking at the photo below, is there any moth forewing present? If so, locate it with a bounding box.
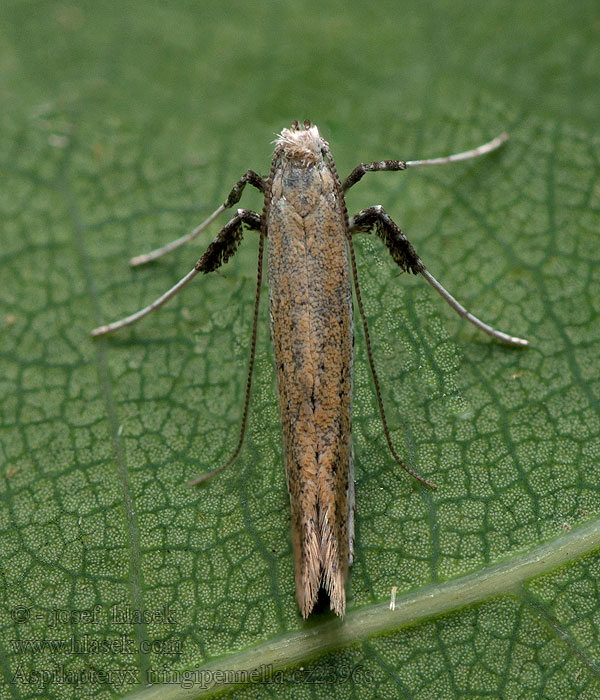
[91,120,528,620]
[267,124,354,617]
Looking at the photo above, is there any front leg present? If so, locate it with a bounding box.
[349,206,528,347]
[342,133,508,191]
[130,170,265,266]
[91,209,261,337]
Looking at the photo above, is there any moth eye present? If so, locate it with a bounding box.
[304,120,312,130]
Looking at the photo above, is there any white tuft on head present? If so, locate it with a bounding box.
[275,123,324,166]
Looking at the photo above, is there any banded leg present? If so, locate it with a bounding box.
[130,170,265,265]
[91,209,261,337]
[342,133,508,191]
[349,206,528,347]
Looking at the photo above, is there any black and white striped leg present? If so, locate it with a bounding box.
[349,206,528,347]
[342,133,508,192]
[91,209,262,337]
[130,170,265,266]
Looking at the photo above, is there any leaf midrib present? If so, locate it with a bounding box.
[123,516,600,700]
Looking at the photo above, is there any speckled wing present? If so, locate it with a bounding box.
[267,156,354,617]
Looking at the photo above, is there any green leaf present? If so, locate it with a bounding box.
[1,2,599,699]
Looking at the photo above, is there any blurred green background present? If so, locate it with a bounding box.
[2,0,598,161]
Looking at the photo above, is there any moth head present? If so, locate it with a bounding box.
[275,120,324,166]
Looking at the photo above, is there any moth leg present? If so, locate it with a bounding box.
[190,224,267,486]
[349,205,528,347]
[346,227,437,489]
[91,209,261,337]
[347,445,355,565]
[342,133,508,191]
[130,170,265,265]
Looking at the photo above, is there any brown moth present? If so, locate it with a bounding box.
[92,120,528,618]
[267,125,354,615]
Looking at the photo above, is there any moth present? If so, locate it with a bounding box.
[92,121,528,618]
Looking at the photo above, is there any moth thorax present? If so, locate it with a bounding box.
[276,124,324,166]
